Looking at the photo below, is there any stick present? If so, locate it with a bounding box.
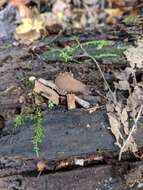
[119,104,143,161]
[76,39,116,103]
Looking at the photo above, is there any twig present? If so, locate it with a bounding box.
[119,104,143,161]
[76,39,116,102]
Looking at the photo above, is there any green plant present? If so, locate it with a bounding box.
[83,39,112,49]
[123,15,139,25]
[14,107,44,157]
[48,100,54,110]
[32,111,44,158]
[14,114,25,128]
[59,46,75,62]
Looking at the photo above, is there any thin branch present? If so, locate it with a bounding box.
[119,104,143,161]
[76,39,116,102]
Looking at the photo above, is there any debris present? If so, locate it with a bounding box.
[38,78,57,91]
[34,80,59,105]
[124,40,143,69]
[85,105,100,114]
[67,94,76,110]
[75,95,90,109]
[37,161,46,172]
[125,163,143,187]
[74,158,84,166]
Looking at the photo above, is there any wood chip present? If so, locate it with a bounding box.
[34,80,59,105]
[38,78,57,90]
[67,94,76,110]
[75,95,90,108]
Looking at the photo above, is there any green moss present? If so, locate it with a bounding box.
[123,16,141,25]
[59,46,75,62]
[14,106,44,158]
[42,40,127,62]
[82,39,112,49]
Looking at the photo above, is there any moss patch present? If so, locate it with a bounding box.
[42,39,127,62]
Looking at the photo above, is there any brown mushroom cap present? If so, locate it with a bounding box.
[55,72,89,95]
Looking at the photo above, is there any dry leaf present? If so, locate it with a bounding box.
[107,112,123,148]
[124,43,143,69]
[15,7,45,43]
[127,86,143,113]
[114,80,130,91]
[114,67,133,81]
[105,8,123,23]
[121,108,129,135]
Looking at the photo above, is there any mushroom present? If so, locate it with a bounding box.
[55,72,90,109]
[55,72,89,95]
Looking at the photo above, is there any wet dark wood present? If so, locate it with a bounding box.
[0,109,143,159]
[0,160,142,190]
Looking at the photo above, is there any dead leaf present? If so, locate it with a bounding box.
[124,43,143,69]
[114,67,133,81]
[107,112,123,148]
[121,108,129,135]
[127,86,143,114]
[105,8,123,23]
[14,6,45,43]
[114,80,130,91]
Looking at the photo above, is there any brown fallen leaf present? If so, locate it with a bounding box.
[114,80,130,91]
[105,8,123,23]
[124,41,143,69]
[55,72,89,95]
[34,80,59,105]
[67,94,76,110]
[107,112,123,148]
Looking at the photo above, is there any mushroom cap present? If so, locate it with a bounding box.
[55,72,89,95]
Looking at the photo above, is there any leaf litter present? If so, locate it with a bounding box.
[106,39,143,160]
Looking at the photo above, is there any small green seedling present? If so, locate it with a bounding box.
[32,111,44,158]
[48,100,55,110]
[14,108,44,158]
[14,114,25,128]
[59,46,75,62]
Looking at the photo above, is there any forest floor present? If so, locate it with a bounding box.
[0,0,143,189]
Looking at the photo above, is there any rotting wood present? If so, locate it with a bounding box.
[0,110,142,160]
[34,80,59,105]
[0,150,141,178]
[67,94,76,110]
[0,158,142,190]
